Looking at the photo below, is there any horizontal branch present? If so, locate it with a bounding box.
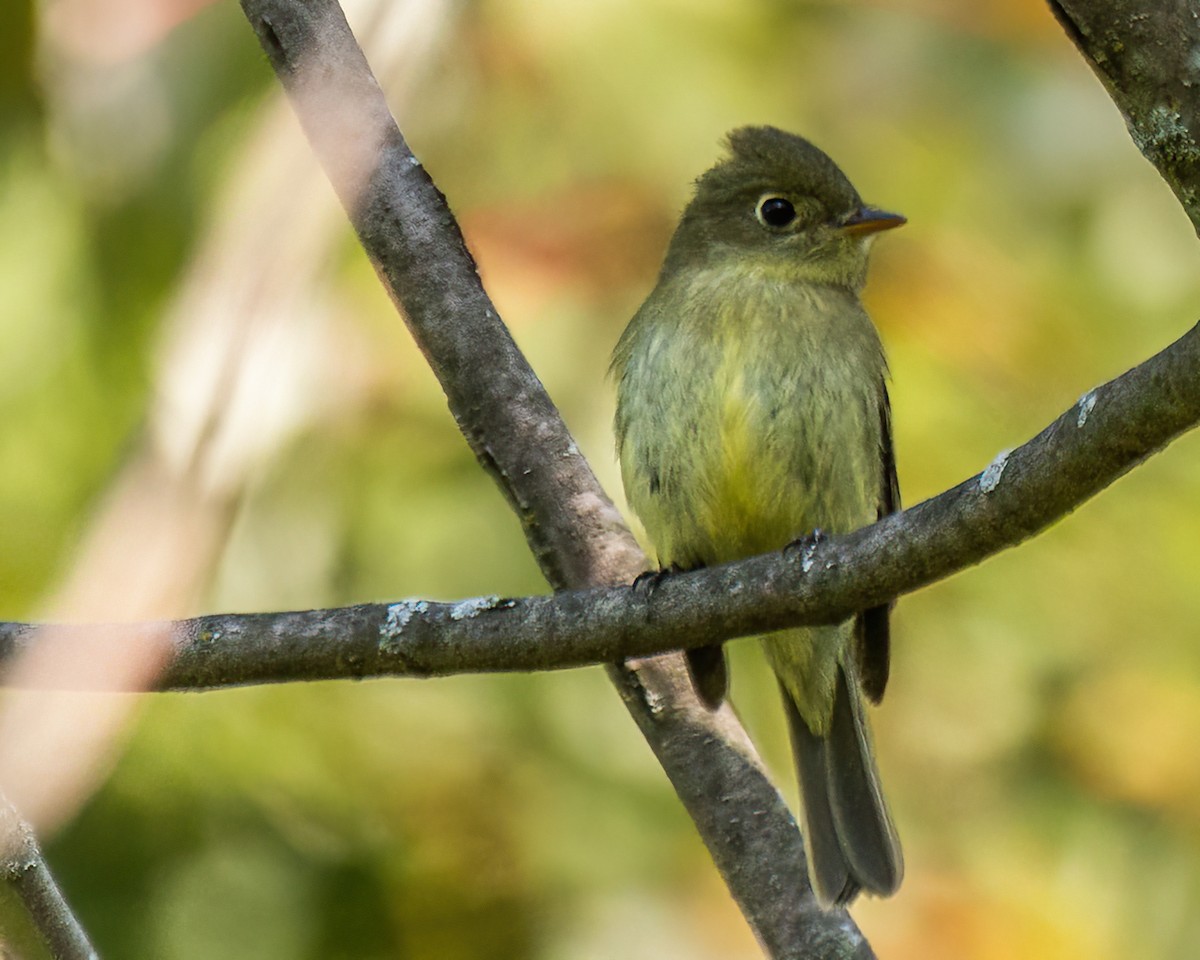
[4,316,1198,688]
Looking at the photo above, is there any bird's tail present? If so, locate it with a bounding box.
[782,660,903,907]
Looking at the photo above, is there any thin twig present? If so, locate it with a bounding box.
[0,800,99,960]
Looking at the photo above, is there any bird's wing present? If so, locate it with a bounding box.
[857,381,899,703]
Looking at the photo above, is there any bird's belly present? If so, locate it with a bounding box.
[655,364,876,568]
[618,287,884,571]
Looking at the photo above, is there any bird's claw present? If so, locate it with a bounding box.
[632,564,681,600]
[783,528,827,569]
[783,527,827,557]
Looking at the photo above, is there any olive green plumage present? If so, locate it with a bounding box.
[611,126,904,907]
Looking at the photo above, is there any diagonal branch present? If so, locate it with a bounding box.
[0,798,99,960]
[237,0,867,956]
[1047,0,1200,235]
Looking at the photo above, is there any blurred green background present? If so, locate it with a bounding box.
[2,0,1200,957]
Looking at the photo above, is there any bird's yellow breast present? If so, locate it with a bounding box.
[613,266,885,570]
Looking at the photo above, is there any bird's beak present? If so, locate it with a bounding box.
[837,206,907,236]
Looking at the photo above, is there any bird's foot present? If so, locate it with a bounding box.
[783,528,827,572]
[632,563,682,600]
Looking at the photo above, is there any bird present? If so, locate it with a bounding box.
[611,125,904,907]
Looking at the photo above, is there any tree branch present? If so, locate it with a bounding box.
[0,799,99,960]
[1047,0,1200,234]
[4,313,1199,686]
[235,0,869,956]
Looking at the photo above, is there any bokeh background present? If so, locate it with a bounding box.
[2,0,1200,957]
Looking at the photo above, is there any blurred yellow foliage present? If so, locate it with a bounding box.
[1054,670,1200,815]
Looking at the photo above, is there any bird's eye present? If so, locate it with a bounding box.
[756,196,796,228]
